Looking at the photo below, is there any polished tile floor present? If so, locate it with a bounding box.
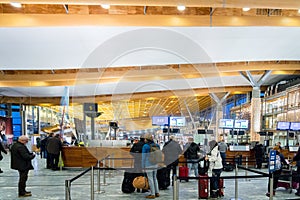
[1,152,300,200]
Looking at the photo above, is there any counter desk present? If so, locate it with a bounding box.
[61,146,133,168]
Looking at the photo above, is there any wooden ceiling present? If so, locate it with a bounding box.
[0,0,300,131]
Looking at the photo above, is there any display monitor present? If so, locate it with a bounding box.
[290,122,300,131]
[234,119,249,129]
[169,116,186,127]
[276,121,290,130]
[219,119,234,129]
[152,116,169,126]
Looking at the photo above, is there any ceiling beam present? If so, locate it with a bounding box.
[1,14,300,27]
[0,0,300,9]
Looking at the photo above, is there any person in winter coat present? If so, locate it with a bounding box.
[206,140,223,198]
[253,142,265,169]
[46,134,62,170]
[130,134,147,193]
[162,135,182,177]
[11,135,35,197]
[142,133,160,199]
[184,137,200,177]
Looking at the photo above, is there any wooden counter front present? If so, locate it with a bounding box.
[62,146,133,168]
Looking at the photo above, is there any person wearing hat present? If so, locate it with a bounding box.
[11,135,36,197]
[130,134,147,193]
[205,140,223,198]
[142,133,160,199]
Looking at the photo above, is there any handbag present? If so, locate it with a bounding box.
[132,176,149,190]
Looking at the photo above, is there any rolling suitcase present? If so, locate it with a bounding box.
[179,166,189,182]
[198,174,209,199]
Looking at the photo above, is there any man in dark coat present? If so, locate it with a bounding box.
[11,135,35,197]
[162,135,182,177]
[130,134,147,193]
[46,133,62,170]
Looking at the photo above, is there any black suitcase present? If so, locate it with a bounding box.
[121,171,136,193]
[157,167,171,190]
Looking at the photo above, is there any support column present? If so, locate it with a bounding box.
[251,87,261,141]
[210,92,229,141]
[240,70,272,142]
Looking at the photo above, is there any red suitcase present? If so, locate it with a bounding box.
[219,178,224,197]
[179,166,189,182]
[198,174,209,199]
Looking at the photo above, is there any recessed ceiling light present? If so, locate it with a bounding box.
[177,5,186,11]
[242,7,251,12]
[101,4,110,9]
[10,2,22,8]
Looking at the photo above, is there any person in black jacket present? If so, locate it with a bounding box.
[253,142,264,169]
[130,134,147,193]
[11,135,35,197]
[0,139,8,173]
[184,137,200,177]
[46,133,62,170]
[293,146,300,196]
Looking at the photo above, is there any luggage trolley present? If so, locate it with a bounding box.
[277,163,294,193]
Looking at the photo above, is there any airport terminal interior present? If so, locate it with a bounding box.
[1,0,300,199]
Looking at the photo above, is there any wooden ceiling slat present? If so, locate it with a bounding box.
[1,13,300,27]
[0,0,300,9]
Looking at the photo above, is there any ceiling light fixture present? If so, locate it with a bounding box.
[101,4,110,9]
[242,7,251,12]
[177,5,186,11]
[10,2,22,8]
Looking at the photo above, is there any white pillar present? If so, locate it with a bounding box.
[251,87,261,141]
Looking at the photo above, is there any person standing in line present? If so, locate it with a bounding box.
[10,135,35,197]
[266,145,287,197]
[46,133,62,170]
[41,132,53,168]
[142,133,160,199]
[0,138,8,173]
[206,140,223,198]
[293,144,300,196]
[162,135,182,179]
[218,139,227,167]
[184,137,200,177]
[130,134,147,193]
[253,142,265,169]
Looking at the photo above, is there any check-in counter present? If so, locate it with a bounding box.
[62,146,133,168]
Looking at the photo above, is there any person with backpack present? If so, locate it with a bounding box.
[142,133,160,199]
[266,145,287,197]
